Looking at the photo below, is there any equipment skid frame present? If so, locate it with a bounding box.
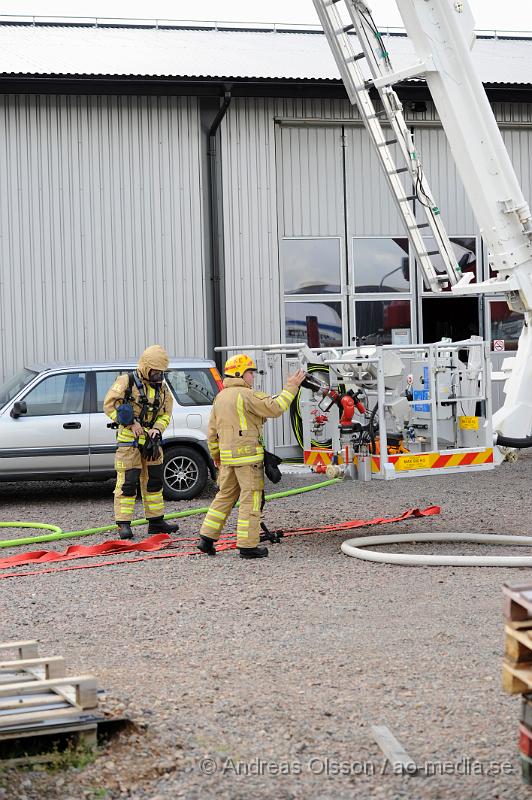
[311,341,493,481]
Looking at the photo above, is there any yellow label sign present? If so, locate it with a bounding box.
[459,416,479,431]
[394,454,433,471]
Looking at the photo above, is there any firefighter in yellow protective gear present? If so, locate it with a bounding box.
[197,353,306,559]
[103,345,179,540]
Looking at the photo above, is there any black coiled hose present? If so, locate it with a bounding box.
[496,434,532,449]
[290,364,333,449]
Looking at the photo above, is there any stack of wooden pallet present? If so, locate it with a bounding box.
[502,582,532,784]
[0,639,103,761]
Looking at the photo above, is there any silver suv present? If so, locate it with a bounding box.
[0,359,222,500]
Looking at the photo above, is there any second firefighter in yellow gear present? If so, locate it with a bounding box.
[198,354,306,559]
[103,344,179,541]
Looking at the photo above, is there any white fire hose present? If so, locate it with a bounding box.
[341,531,532,567]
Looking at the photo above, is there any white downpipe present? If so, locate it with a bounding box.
[341,532,532,567]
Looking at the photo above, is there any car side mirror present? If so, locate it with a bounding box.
[10,400,27,419]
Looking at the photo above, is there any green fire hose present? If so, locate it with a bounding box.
[0,479,341,549]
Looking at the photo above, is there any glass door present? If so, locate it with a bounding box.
[416,236,482,343]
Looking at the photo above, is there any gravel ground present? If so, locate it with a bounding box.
[1,455,532,800]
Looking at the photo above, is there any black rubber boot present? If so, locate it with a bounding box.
[147,516,180,535]
[116,522,134,540]
[197,535,216,556]
[239,545,269,559]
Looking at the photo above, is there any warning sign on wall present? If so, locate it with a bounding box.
[494,339,505,352]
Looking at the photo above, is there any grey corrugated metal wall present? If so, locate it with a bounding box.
[220,97,280,349]
[344,126,404,235]
[276,125,345,237]
[0,94,206,383]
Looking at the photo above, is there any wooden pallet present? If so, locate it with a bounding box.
[0,640,102,755]
[503,582,532,622]
[503,661,532,695]
[505,623,532,664]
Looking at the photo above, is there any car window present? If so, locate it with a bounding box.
[166,368,217,407]
[95,370,128,412]
[0,368,38,406]
[23,372,87,416]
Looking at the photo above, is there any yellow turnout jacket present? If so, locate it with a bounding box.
[207,376,298,466]
[103,345,173,446]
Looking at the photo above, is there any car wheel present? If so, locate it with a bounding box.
[163,445,208,501]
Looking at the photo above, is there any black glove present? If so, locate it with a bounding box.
[142,432,162,462]
[263,450,283,483]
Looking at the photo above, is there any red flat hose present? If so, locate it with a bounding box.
[0,506,440,580]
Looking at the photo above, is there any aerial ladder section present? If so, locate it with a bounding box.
[312,0,532,455]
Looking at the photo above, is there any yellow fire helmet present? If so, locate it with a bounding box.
[224,353,257,378]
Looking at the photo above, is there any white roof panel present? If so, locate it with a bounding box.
[0,25,530,84]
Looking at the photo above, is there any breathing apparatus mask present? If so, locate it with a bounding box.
[148,370,165,388]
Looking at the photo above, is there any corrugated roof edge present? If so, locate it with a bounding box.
[0,17,530,37]
[0,74,531,88]
[0,71,344,82]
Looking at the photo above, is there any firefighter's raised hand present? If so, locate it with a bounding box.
[287,369,307,389]
[130,421,144,438]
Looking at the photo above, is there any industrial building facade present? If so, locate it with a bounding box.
[0,21,531,415]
